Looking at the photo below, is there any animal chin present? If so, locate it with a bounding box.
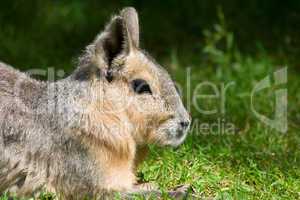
[158,129,188,147]
[168,134,187,147]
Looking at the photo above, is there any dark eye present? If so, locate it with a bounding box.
[132,79,152,95]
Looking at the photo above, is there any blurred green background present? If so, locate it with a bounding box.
[0,1,300,199]
[0,0,299,71]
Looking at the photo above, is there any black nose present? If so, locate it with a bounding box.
[179,121,190,130]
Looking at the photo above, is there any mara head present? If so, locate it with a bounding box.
[72,7,191,147]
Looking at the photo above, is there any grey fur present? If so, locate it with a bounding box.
[0,7,190,199]
[0,63,101,198]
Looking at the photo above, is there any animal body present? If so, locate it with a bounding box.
[0,7,191,199]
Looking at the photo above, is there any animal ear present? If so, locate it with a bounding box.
[95,7,139,66]
[120,7,140,50]
[94,7,140,66]
[73,8,140,82]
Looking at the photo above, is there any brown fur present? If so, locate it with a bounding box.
[0,7,191,199]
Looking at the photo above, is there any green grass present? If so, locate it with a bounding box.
[1,19,300,200]
[135,54,299,199]
[138,22,300,199]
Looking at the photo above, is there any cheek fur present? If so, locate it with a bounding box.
[125,97,172,144]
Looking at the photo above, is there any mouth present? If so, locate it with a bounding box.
[154,118,190,147]
[175,129,186,139]
[163,128,189,147]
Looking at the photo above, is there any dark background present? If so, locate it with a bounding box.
[0,0,299,73]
